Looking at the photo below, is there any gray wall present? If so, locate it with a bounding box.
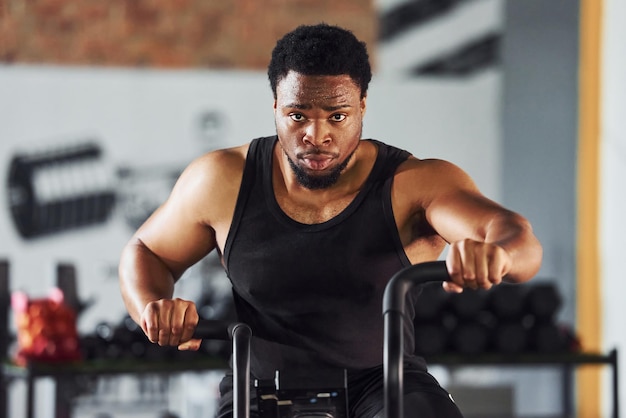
[501,0,580,324]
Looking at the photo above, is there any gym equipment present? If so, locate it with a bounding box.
[383,261,450,418]
[193,321,252,418]
[6,141,184,239]
[529,322,567,353]
[492,321,529,354]
[525,282,562,321]
[447,288,487,319]
[7,143,116,238]
[448,319,492,354]
[486,284,527,320]
[191,260,451,418]
[194,320,348,418]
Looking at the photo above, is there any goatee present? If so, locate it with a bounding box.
[286,151,354,190]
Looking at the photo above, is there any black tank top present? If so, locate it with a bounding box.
[223,136,426,378]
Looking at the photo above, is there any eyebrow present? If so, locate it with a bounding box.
[283,103,353,111]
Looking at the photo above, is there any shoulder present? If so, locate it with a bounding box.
[180,144,249,190]
[392,157,480,209]
[396,157,478,189]
[167,143,250,221]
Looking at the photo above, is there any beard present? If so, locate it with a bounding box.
[285,150,354,190]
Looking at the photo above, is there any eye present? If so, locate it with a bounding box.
[289,113,305,122]
[330,114,346,122]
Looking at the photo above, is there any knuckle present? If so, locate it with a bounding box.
[146,322,159,333]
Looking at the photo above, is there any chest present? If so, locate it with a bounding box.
[274,192,358,224]
[226,212,404,312]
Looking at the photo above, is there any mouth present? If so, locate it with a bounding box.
[299,152,336,171]
[286,148,353,190]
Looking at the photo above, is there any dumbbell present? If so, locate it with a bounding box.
[485,283,528,320]
[525,283,562,322]
[529,322,567,353]
[7,143,116,238]
[449,319,492,354]
[492,321,529,354]
[7,141,183,239]
[448,288,487,319]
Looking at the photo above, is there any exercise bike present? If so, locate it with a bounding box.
[192,261,451,418]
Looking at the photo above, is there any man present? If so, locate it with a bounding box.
[119,23,542,418]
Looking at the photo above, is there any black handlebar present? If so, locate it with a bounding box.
[193,320,252,418]
[192,319,233,340]
[383,260,450,418]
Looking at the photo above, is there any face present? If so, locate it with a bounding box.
[274,71,366,189]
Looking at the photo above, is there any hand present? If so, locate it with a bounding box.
[442,239,512,293]
[140,298,202,351]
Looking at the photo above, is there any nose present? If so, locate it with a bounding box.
[302,120,331,147]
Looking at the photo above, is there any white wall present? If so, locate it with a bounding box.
[600,0,626,412]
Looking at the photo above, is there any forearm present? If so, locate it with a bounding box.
[119,238,177,324]
[486,212,543,283]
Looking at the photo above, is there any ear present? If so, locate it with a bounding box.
[360,95,367,116]
[273,99,277,112]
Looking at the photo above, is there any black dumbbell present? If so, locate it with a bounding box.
[526,283,562,322]
[486,284,527,320]
[492,321,529,354]
[448,288,487,319]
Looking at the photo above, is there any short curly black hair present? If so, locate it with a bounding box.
[268,23,372,99]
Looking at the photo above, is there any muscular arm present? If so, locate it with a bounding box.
[397,158,542,290]
[119,147,245,347]
[429,187,541,286]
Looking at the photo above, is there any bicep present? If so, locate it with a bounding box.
[135,204,215,279]
[134,165,218,279]
[415,159,514,243]
[426,190,514,244]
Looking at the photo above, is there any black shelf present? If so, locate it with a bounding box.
[426,350,617,367]
[3,356,228,379]
[425,349,619,418]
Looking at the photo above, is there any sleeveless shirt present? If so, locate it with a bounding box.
[222,135,426,379]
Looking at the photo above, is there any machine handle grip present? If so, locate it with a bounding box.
[192,319,251,418]
[384,261,451,418]
[191,319,232,340]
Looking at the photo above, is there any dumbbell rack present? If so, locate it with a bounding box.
[0,260,228,418]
